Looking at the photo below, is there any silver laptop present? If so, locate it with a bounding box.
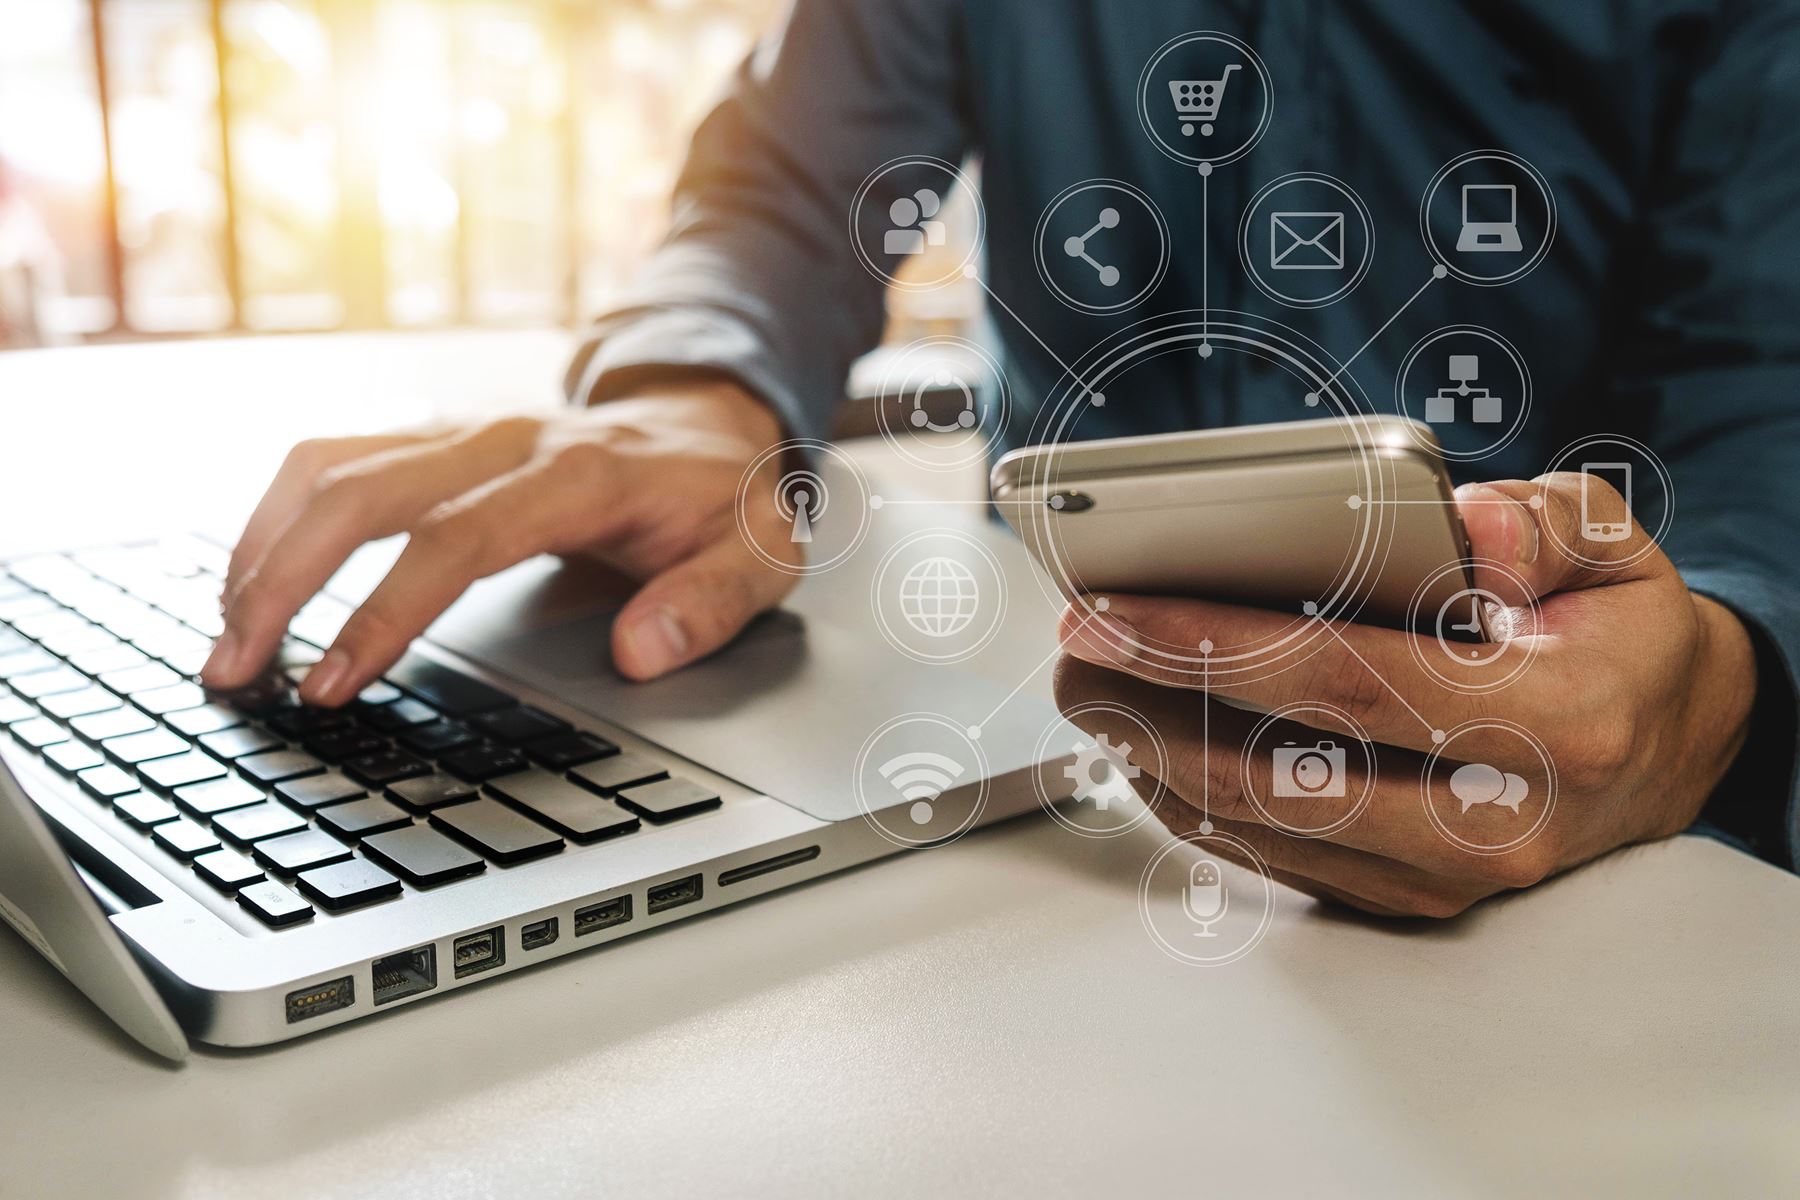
[0,484,1059,1060]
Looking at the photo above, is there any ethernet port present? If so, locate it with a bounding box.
[453,926,506,979]
[372,945,437,1006]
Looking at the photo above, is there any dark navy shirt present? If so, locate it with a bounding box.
[567,0,1800,868]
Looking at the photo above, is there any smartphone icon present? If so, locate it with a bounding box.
[1580,462,1632,542]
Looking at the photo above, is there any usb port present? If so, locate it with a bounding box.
[372,945,436,1005]
[521,917,559,952]
[574,895,631,937]
[452,926,505,979]
[285,975,354,1023]
[647,873,703,915]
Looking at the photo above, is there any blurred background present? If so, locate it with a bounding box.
[0,0,978,352]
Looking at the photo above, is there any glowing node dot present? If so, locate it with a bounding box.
[1302,601,1319,617]
[1528,494,1545,509]
[1432,264,1449,279]
[966,724,982,739]
[1048,494,1065,510]
[1090,392,1106,407]
[1094,597,1111,612]
[961,263,979,278]
[1198,819,1214,834]
[1198,638,1214,655]
[1198,162,1213,177]
[1346,495,1363,510]
[869,494,885,510]
[1197,344,1214,359]
[1303,391,1319,406]
[1431,729,1447,744]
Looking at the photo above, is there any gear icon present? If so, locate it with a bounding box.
[1065,734,1141,810]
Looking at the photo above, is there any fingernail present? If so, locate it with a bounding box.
[1470,485,1539,568]
[303,649,353,706]
[1066,606,1138,669]
[202,629,245,685]
[625,606,690,677]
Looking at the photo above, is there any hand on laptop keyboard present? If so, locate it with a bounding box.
[203,382,799,703]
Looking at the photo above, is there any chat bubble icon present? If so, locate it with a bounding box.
[1448,762,1530,814]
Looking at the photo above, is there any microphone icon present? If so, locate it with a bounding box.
[775,470,828,544]
[1182,858,1229,937]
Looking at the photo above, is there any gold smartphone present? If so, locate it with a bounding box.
[989,416,1478,632]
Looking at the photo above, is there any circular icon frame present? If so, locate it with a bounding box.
[1035,701,1164,838]
[869,528,1008,666]
[853,712,990,849]
[1237,172,1375,309]
[1137,827,1277,967]
[848,156,985,291]
[735,439,872,577]
[1405,557,1542,695]
[1240,701,1376,838]
[1420,719,1558,856]
[1394,325,1533,463]
[1033,179,1171,315]
[873,336,1011,473]
[1135,31,1273,168]
[1418,149,1557,287]
[1536,434,1674,572]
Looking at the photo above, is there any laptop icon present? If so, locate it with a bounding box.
[1456,183,1523,253]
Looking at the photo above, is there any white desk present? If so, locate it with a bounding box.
[3,333,1797,1198]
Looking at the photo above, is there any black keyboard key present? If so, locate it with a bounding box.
[43,739,104,775]
[344,749,431,786]
[114,791,180,829]
[77,764,142,801]
[70,707,154,742]
[99,662,181,695]
[213,801,307,845]
[360,696,438,733]
[165,703,244,737]
[617,777,723,823]
[315,796,411,839]
[440,743,528,783]
[238,879,313,926]
[237,749,327,785]
[174,775,266,818]
[154,817,222,860]
[138,750,228,792]
[430,798,564,864]
[470,705,570,745]
[570,752,667,796]
[396,719,478,757]
[386,772,477,812]
[265,707,354,740]
[12,666,88,700]
[304,727,388,762]
[387,655,513,716]
[218,677,297,716]
[41,686,123,721]
[488,770,639,843]
[526,730,618,770]
[297,857,402,911]
[276,773,366,811]
[254,829,354,875]
[193,847,265,893]
[102,727,189,766]
[199,725,285,761]
[133,682,207,715]
[362,823,486,886]
[11,717,69,750]
[356,680,402,706]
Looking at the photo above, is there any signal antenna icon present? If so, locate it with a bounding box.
[877,751,966,825]
[775,469,828,544]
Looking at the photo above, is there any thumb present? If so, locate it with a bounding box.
[610,536,796,680]
[1455,472,1665,603]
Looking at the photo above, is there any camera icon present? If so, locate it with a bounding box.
[1271,741,1346,798]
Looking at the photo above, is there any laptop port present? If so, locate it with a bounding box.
[285,975,354,1024]
[452,926,505,979]
[719,845,821,887]
[647,873,703,915]
[372,945,436,1005]
[521,917,558,952]
[574,895,631,936]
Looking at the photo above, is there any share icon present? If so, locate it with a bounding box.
[1063,207,1121,287]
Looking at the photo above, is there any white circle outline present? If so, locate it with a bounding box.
[1239,701,1376,838]
[872,335,1011,473]
[1237,172,1376,309]
[1032,179,1171,314]
[1536,434,1675,572]
[1137,828,1277,967]
[869,529,1009,666]
[1394,324,1533,462]
[848,156,985,292]
[1135,31,1273,168]
[1418,149,1558,287]
[1420,719,1558,855]
[734,439,871,576]
[1404,557,1543,694]
[1034,700,1164,839]
[852,712,990,849]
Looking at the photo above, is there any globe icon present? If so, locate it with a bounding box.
[898,556,981,638]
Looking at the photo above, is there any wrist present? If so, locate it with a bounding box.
[591,374,784,449]
[1680,594,1759,816]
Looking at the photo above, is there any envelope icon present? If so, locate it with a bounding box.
[1270,211,1345,270]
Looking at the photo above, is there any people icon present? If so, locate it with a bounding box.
[885,188,946,255]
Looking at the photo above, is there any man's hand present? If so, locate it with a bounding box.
[203,381,796,704]
[1055,474,1758,917]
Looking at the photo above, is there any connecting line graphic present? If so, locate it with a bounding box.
[969,608,1094,740]
[971,273,1107,408]
[1201,165,1210,348]
[1200,647,1211,831]
[1313,614,1445,743]
[1307,267,1444,403]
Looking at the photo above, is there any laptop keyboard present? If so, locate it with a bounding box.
[0,539,723,929]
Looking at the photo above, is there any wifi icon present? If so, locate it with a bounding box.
[878,751,966,825]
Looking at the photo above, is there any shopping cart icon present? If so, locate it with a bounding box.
[1168,64,1240,137]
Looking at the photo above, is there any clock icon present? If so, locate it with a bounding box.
[1434,588,1509,666]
